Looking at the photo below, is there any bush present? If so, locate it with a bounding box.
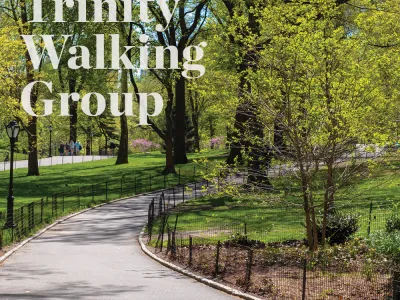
[368,231,400,262]
[386,215,400,233]
[224,233,265,248]
[317,212,359,245]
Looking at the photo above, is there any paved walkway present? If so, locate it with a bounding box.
[0,155,112,172]
[0,186,236,300]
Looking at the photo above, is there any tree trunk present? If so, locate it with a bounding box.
[163,86,176,174]
[189,89,200,152]
[20,0,39,176]
[174,75,188,164]
[27,117,39,176]
[116,70,129,165]
[321,159,335,246]
[69,77,77,142]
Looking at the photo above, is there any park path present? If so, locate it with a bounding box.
[0,155,112,172]
[0,184,237,300]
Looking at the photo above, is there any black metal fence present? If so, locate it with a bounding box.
[145,180,400,299]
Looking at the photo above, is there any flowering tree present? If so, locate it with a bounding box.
[210,136,225,149]
[131,139,161,153]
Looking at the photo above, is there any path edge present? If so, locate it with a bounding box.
[0,189,163,264]
[138,226,262,300]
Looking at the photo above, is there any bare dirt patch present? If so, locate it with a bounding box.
[153,243,392,300]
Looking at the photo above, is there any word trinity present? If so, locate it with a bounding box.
[31,0,178,32]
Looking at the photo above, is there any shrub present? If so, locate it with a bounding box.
[317,212,359,245]
[368,231,400,262]
[386,215,400,233]
[224,232,265,248]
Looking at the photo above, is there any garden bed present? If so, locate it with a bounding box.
[151,238,393,299]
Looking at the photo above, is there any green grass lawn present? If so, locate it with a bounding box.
[0,149,227,211]
[0,149,227,247]
[151,157,400,244]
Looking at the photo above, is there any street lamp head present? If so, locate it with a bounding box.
[48,125,53,132]
[91,132,94,137]
[5,121,20,140]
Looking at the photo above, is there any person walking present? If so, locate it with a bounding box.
[59,142,65,156]
[75,141,82,155]
[69,140,75,156]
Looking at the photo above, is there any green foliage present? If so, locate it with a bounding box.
[386,215,400,233]
[368,231,400,262]
[224,232,265,248]
[317,213,360,245]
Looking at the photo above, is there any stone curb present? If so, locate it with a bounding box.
[0,188,166,264]
[138,226,262,300]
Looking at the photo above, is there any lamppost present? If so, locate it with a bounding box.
[48,125,53,157]
[4,121,20,229]
[90,132,94,155]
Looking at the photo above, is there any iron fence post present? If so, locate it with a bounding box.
[214,240,221,277]
[120,176,123,198]
[189,235,193,266]
[178,169,181,185]
[302,258,307,300]
[367,201,373,236]
[173,187,176,208]
[40,198,43,223]
[20,206,24,236]
[134,177,137,195]
[106,181,108,201]
[245,249,253,287]
[394,271,400,300]
[78,187,80,208]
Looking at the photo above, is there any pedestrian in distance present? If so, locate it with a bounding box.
[75,141,82,155]
[59,142,65,156]
[69,140,75,155]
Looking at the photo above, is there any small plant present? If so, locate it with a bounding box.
[225,232,265,248]
[386,215,400,233]
[317,212,360,245]
[368,231,400,262]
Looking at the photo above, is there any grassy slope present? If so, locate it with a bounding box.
[160,157,400,243]
[0,150,227,211]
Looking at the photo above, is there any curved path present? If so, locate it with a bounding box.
[0,191,236,300]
